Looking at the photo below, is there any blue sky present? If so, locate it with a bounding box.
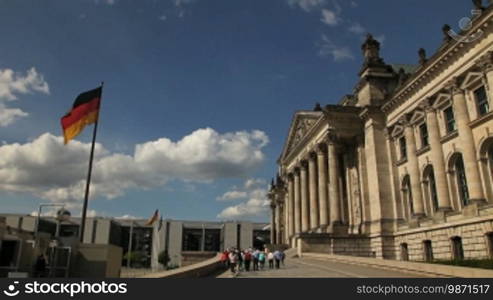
[0,0,473,222]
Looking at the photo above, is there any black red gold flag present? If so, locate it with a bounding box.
[61,87,102,144]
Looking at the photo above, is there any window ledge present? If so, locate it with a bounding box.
[469,110,493,129]
[440,131,459,144]
[416,145,431,156]
[396,157,408,167]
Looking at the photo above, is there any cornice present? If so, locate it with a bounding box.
[381,7,493,114]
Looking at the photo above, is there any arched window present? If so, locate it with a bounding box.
[401,175,413,220]
[488,144,493,178]
[449,153,469,208]
[478,138,493,203]
[455,156,470,206]
[423,165,439,213]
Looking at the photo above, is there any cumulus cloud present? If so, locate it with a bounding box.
[217,178,270,220]
[320,9,339,26]
[0,128,269,204]
[287,0,327,12]
[0,67,49,126]
[317,34,354,62]
[217,190,248,201]
[348,22,366,35]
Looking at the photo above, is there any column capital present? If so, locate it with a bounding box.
[299,160,308,170]
[397,113,412,128]
[476,51,493,74]
[325,129,339,145]
[315,143,327,155]
[419,97,437,113]
[444,77,465,96]
[308,151,318,160]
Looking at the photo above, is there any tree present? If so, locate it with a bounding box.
[158,250,170,268]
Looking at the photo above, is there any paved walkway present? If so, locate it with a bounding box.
[217,256,428,278]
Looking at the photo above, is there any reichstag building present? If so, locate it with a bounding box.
[268,1,493,262]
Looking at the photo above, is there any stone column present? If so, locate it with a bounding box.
[275,202,281,243]
[424,103,452,210]
[316,145,329,229]
[403,121,425,216]
[328,138,342,225]
[288,174,295,238]
[270,203,276,244]
[294,169,302,234]
[449,81,485,203]
[300,161,310,232]
[308,153,319,231]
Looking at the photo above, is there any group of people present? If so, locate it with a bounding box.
[219,247,285,274]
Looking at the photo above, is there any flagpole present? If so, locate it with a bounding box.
[79,81,104,243]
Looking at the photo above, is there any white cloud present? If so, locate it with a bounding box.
[117,214,140,220]
[0,67,49,101]
[244,178,266,189]
[320,9,339,26]
[0,67,49,127]
[348,22,365,35]
[0,128,269,204]
[216,190,248,201]
[0,104,28,127]
[317,34,354,62]
[174,0,195,7]
[287,0,327,12]
[217,178,270,220]
[159,14,167,21]
[350,1,358,7]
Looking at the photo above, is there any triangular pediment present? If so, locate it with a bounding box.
[461,72,483,89]
[391,124,404,138]
[409,109,425,125]
[434,92,451,109]
[279,111,323,163]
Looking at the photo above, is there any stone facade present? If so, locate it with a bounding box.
[268,1,493,262]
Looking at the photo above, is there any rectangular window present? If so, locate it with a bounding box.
[399,137,407,160]
[423,240,433,262]
[474,86,490,116]
[487,233,493,259]
[444,106,456,133]
[419,123,429,148]
[451,237,464,260]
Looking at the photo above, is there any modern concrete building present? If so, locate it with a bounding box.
[269,1,493,262]
[0,214,269,274]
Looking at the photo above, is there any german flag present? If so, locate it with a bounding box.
[145,209,159,226]
[61,87,102,144]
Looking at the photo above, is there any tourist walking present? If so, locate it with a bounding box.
[274,250,282,269]
[243,250,252,271]
[220,250,229,269]
[258,251,265,270]
[267,251,274,269]
[228,249,238,274]
[252,249,260,271]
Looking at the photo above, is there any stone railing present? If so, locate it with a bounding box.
[138,253,222,278]
[303,253,493,278]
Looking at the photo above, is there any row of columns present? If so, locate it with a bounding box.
[394,74,490,217]
[286,138,343,238]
